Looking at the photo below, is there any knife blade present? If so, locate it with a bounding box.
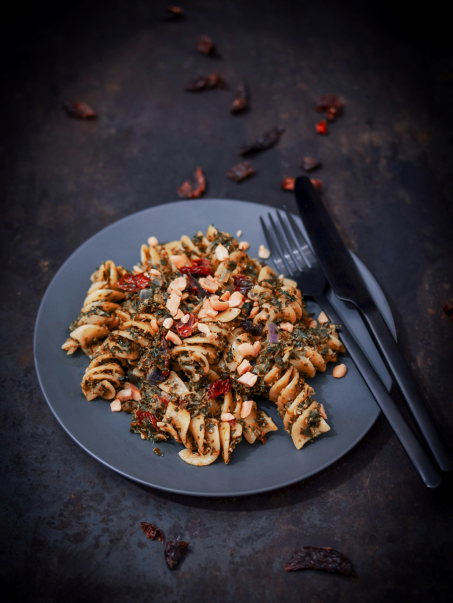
[294,176,453,471]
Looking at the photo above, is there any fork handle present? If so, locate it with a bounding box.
[318,293,442,488]
[360,304,453,471]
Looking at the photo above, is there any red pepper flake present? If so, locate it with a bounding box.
[316,120,327,135]
[281,177,295,191]
[443,301,453,318]
[155,394,169,407]
[227,161,256,182]
[234,274,254,296]
[230,81,249,114]
[140,522,165,543]
[177,167,206,199]
[301,157,321,172]
[180,257,211,276]
[208,378,231,399]
[197,35,215,55]
[117,273,151,291]
[136,411,159,430]
[62,101,96,120]
[185,74,224,92]
[310,179,322,191]
[285,546,355,576]
[176,314,196,338]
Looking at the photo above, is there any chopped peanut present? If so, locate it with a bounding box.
[241,400,253,418]
[197,323,211,336]
[236,230,242,237]
[238,342,255,356]
[174,309,184,320]
[221,413,235,422]
[210,295,229,311]
[309,319,317,328]
[163,318,174,329]
[199,276,219,293]
[333,364,347,378]
[133,265,143,274]
[166,330,183,346]
[249,306,259,318]
[252,341,261,356]
[220,291,231,302]
[166,293,181,316]
[148,236,158,247]
[110,400,122,412]
[181,314,190,324]
[228,291,244,307]
[238,372,257,386]
[239,241,250,251]
[318,311,329,324]
[279,322,294,332]
[171,254,190,269]
[215,244,229,261]
[237,359,252,375]
[168,277,187,295]
[201,298,218,318]
[258,245,271,259]
[149,269,161,276]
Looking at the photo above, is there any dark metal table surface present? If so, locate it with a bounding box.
[1,1,452,601]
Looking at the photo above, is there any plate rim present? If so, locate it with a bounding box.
[34,198,393,497]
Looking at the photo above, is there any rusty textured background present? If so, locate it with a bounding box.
[1,1,452,601]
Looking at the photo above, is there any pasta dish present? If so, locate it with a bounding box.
[62,226,344,466]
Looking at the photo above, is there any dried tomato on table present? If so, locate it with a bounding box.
[227,161,256,182]
[234,274,254,296]
[117,273,151,291]
[316,120,328,135]
[281,177,295,191]
[239,127,285,155]
[176,314,196,338]
[197,35,215,55]
[285,546,355,576]
[177,167,206,199]
[185,74,224,91]
[140,522,165,543]
[301,157,321,172]
[62,101,96,119]
[230,81,249,114]
[165,540,189,569]
[208,378,231,399]
[180,257,211,276]
[310,179,322,191]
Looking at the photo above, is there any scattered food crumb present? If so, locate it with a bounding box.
[236,230,242,237]
[239,241,250,251]
[301,157,321,172]
[316,94,343,121]
[281,177,295,191]
[163,6,184,21]
[140,522,165,543]
[316,120,328,135]
[310,179,322,191]
[240,127,285,155]
[318,311,329,324]
[333,364,347,378]
[258,244,271,259]
[285,546,355,576]
[62,101,96,119]
[230,81,249,114]
[185,74,224,91]
[165,540,189,569]
[177,167,206,199]
[148,236,158,247]
[227,161,256,182]
[197,35,215,55]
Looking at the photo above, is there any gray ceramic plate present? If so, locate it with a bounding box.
[34,200,395,497]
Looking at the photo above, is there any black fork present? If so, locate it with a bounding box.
[260,210,441,489]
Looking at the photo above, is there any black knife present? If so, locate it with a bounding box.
[294,176,453,471]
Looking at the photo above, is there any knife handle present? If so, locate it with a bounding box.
[318,294,442,488]
[360,304,453,471]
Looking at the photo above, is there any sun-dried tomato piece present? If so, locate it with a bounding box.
[176,314,196,338]
[301,157,321,172]
[140,522,165,542]
[227,161,256,182]
[316,120,327,135]
[185,273,209,298]
[240,319,263,336]
[197,35,215,55]
[62,101,96,119]
[136,411,159,431]
[240,127,285,155]
[281,177,295,191]
[228,419,236,427]
[316,94,343,113]
[163,5,184,20]
[117,273,151,291]
[177,167,206,199]
[310,179,322,191]
[180,257,211,276]
[230,81,249,114]
[208,378,231,399]
[443,301,453,318]
[185,74,224,91]
[285,546,355,576]
[234,274,254,296]
[165,540,189,569]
